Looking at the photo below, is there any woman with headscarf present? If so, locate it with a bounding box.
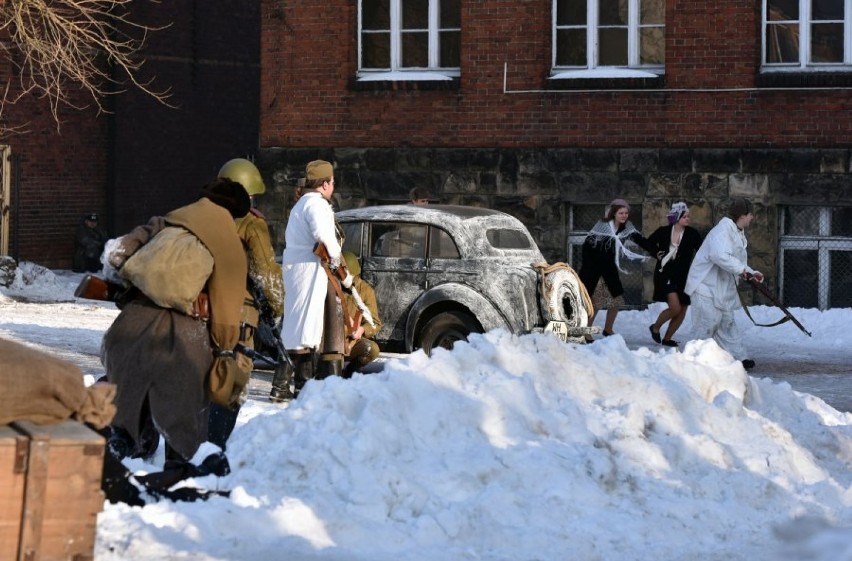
[579,199,654,338]
[647,202,703,347]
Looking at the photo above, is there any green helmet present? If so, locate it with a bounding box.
[342,251,360,276]
[218,158,266,196]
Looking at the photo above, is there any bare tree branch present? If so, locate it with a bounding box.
[0,0,171,132]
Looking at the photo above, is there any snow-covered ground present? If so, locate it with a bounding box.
[2,262,851,561]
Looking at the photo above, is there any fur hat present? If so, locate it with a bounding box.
[728,197,753,221]
[667,202,689,225]
[200,177,251,219]
[306,160,334,181]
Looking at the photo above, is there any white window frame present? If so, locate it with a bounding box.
[551,0,665,80]
[358,0,460,81]
[779,206,852,309]
[762,0,852,71]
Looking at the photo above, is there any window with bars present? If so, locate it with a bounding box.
[565,203,646,307]
[779,205,852,309]
[359,0,460,79]
[763,0,852,69]
[553,0,665,75]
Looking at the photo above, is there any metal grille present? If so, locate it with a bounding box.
[565,203,646,308]
[778,206,852,310]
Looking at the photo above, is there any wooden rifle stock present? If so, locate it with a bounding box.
[74,274,125,302]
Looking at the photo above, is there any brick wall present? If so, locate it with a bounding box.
[259,0,852,149]
[2,1,261,269]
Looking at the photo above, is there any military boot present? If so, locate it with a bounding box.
[269,356,295,403]
[292,351,317,395]
[315,353,344,380]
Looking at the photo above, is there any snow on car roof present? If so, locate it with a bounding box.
[335,205,530,232]
[335,204,543,259]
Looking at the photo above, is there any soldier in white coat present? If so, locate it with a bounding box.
[684,197,763,370]
[272,160,352,401]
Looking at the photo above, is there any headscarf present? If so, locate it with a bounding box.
[667,201,689,225]
[585,218,649,273]
[659,202,690,271]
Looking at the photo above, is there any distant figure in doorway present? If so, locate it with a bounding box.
[409,186,430,205]
[647,202,703,347]
[73,213,108,272]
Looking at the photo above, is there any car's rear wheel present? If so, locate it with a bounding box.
[418,311,481,355]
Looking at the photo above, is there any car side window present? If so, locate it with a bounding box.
[341,222,363,256]
[428,227,460,259]
[370,223,427,258]
[486,228,531,250]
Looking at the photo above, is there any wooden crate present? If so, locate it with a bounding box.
[0,420,105,561]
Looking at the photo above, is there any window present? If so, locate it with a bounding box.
[429,227,460,258]
[779,206,852,309]
[763,0,852,69]
[486,228,532,250]
[371,223,428,258]
[552,0,665,76]
[359,0,460,80]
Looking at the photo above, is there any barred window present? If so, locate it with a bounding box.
[779,205,852,309]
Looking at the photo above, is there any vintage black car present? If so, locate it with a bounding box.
[337,204,596,353]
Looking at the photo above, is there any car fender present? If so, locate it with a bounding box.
[405,283,509,351]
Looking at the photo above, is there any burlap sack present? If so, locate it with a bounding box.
[0,337,117,428]
[120,226,214,314]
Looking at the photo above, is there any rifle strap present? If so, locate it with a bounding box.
[738,292,791,328]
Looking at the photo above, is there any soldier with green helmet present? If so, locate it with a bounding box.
[208,158,284,448]
[341,251,382,377]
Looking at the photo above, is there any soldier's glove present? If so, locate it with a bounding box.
[340,272,354,289]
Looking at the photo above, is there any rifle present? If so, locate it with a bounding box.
[243,276,294,370]
[313,243,375,328]
[74,274,127,302]
[741,274,812,337]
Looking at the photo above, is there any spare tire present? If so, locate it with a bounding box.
[540,268,589,328]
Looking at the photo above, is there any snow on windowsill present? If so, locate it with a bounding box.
[357,71,456,82]
[549,68,662,80]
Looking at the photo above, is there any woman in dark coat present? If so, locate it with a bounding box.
[647,202,703,346]
[579,199,655,337]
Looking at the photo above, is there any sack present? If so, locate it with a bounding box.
[207,354,252,408]
[120,226,214,314]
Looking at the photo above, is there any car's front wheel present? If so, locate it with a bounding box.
[418,311,481,355]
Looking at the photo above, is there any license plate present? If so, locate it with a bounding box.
[544,321,569,342]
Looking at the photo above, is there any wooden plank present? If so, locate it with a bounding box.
[0,425,28,561]
[12,421,105,561]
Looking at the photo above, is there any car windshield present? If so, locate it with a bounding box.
[486,228,531,250]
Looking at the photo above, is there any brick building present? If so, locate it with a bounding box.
[257,0,852,309]
[0,1,261,269]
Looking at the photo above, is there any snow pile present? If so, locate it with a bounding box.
[97,331,852,561]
